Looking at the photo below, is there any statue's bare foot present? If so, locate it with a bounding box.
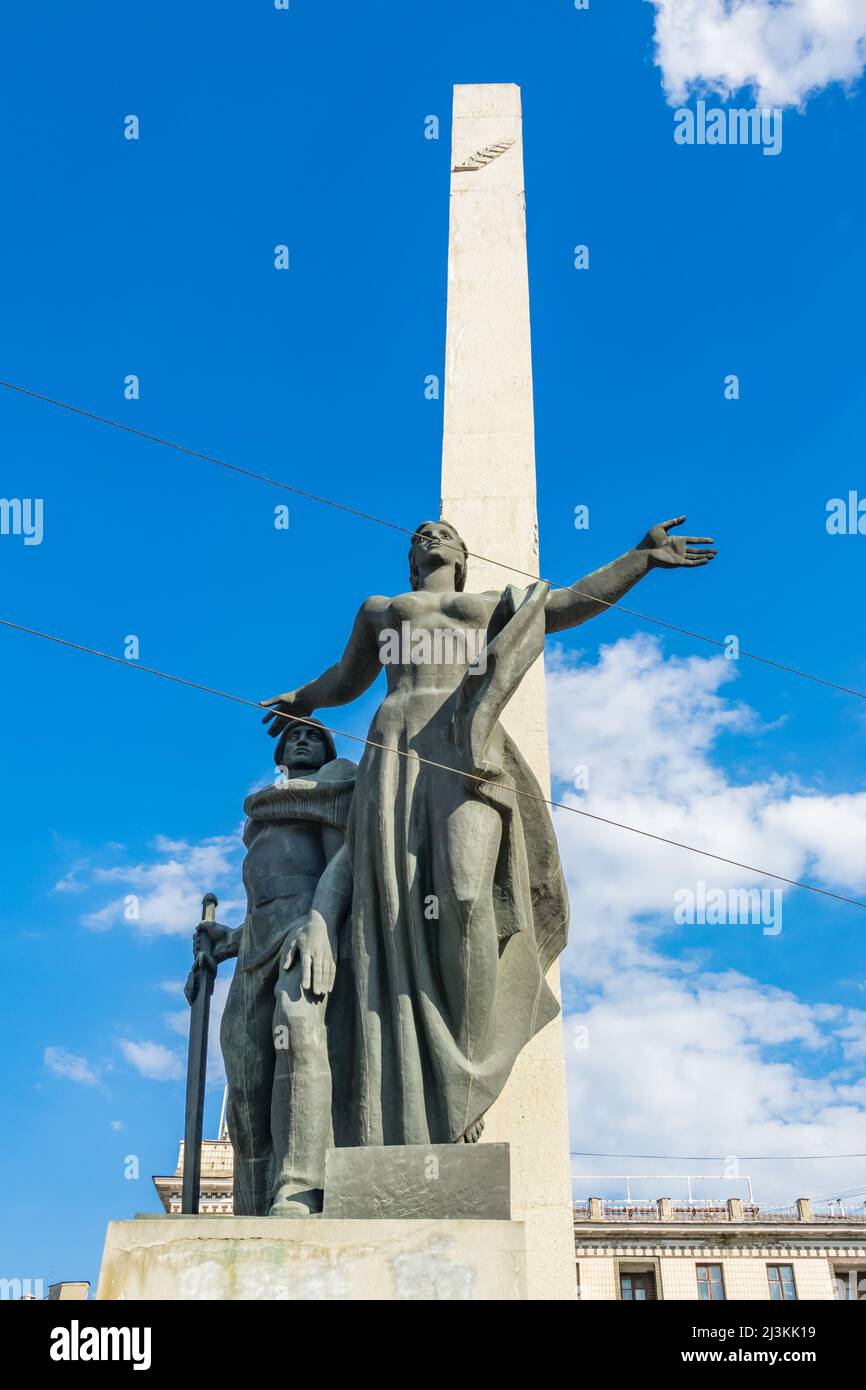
[268,1187,322,1218]
[462,1117,485,1144]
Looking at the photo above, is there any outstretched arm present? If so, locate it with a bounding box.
[545,516,716,635]
[261,597,385,734]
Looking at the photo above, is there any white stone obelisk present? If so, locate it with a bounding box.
[440,83,576,1300]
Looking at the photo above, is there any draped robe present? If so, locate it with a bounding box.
[330,580,569,1146]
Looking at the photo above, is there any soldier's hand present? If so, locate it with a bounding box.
[193,920,234,964]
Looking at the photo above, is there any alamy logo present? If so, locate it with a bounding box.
[0,497,43,545]
[379,622,488,673]
[826,492,866,535]
[674,881,782,937]
[0,1276,44,1299]
[674,101,783,157]
[50,1320,152,1371]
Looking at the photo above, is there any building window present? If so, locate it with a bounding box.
[767,1264,797,1301]
[696,1264,725,1300]
[620,1270,657,1301]
[834,1269,866,1301]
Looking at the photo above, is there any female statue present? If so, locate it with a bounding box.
[261,516,715,1148]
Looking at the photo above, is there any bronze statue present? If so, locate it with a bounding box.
[254,516,716,1154]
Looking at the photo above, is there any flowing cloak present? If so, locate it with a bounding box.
[330,580,569,1147]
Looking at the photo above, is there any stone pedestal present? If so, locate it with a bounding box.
[96,1217,527,1301]
[322,1143,511,1220]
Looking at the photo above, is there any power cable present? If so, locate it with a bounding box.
[2,613,865,910]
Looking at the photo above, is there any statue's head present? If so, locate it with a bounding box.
[273,717,337,774]
[408,519,468,593]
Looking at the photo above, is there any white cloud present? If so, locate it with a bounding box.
[646,0,866,108]
[79,833,245,937]
[52,871,87,894]
[567,967,866,1204]
[548,635,866,1207]
[56,832,244,1091]
[547,635,866,952]
[43,1046,98,1086]
[119,1038,184,1081]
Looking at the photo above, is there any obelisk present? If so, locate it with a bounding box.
[440,83,576,1299]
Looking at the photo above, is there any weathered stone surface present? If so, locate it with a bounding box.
[321,1143,511,1220]
[96,1217,527,1301]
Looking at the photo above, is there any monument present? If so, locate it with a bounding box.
[96,83,715,1302]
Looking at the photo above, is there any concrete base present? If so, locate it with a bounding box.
[96,1217,527,1301]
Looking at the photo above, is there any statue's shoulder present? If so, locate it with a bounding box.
[360,593,391,620]
[318,757,357,784]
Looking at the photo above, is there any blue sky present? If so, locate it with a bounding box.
[2,1,866,1288]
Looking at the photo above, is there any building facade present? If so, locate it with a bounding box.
[152,1136,234,1215]
[574,1197,866,1301]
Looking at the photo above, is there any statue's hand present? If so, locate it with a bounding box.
[193,919,235,965]
[637,516,717,570]
[283,911,337,998]
[260,689,314,740]
[184,920,229,1003]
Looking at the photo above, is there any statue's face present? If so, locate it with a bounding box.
[281,724,329,773]
[411,521,463,577]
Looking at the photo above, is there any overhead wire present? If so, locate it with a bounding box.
[2,613,864,910]
[1,377,864,701]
